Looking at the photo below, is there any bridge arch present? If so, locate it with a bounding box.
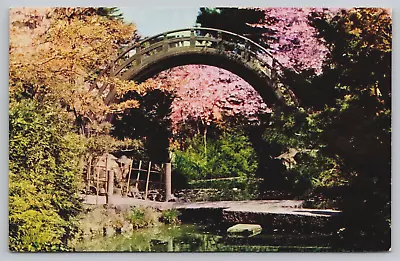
[98,27,298,108]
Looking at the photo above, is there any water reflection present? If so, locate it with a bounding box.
[75,224,333,252]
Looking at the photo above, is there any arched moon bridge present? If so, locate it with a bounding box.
[96,27,298,107]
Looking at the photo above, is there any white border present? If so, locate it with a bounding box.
[1,1,398,260]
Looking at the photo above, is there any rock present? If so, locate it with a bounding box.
[115,227,122,234]
[103,226,115,237]
[82,228,92,238]
[114,188,122,196]
[167,195,178,202]
[114,205,122,214]
[129,186,141,199]
[150,239,168,245]
[148,190,159,201]
[227,224,262,237]
[121,223,133,233]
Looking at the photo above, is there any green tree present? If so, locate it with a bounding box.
[196,7,269,44]
[112,89,174,164]
[9,100,85,251]
[285,8,392,250]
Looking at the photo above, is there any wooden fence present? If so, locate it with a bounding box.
[84,156,165,203]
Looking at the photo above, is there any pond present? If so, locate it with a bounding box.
[74,223,335,252]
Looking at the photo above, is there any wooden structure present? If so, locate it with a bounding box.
[91,27,298,108]
[85,156,171,203]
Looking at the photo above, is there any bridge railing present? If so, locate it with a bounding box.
[100,27,298,106]
[111,28,279,74]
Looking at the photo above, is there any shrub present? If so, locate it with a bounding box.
[9,100,84,251]
[187,177,261,201]
[173,130,259,200]
[129,206,160,229]
[174,131,258,181]
[160,209,181,225]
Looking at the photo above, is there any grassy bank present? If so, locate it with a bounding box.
[69,205,180,249]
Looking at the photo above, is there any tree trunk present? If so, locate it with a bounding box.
[204,127,207,159]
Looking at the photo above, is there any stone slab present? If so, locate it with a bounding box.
[227,224,262,237]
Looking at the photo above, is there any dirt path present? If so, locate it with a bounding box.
[81,195,340,218]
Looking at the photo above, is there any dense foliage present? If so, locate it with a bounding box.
[129,206,161,229]
[160,209,181,225]
[9,100,85,251]
[309,8,391,251]
[173,129,259,200]
[258,8,391,250]
[174,130,258,181]
[8,7,145,251]
[112,89,174,164]
[196,7,269,44]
